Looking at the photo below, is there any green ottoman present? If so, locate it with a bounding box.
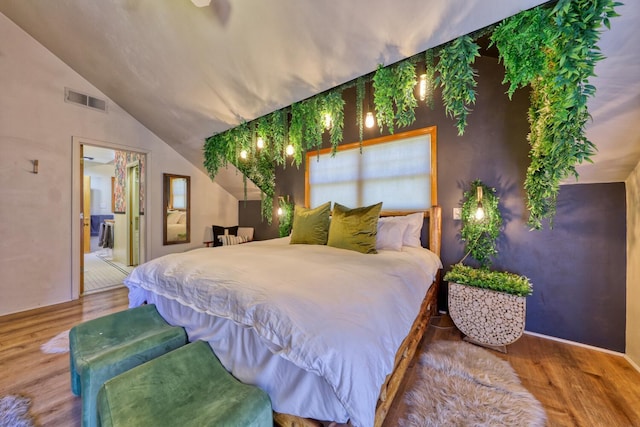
[97,341,272,427]
[70,304,187,427]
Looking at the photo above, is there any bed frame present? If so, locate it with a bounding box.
[274,206,442,427]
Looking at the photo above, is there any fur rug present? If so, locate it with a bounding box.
[400,341,546,427]
[40,330,69,354]
[0,396,36,427]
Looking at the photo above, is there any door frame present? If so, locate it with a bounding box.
[71,136,151,300]
[126,161,140,267]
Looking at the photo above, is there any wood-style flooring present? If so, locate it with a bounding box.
[0,288,639,426]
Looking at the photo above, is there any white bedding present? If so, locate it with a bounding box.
[125,237,441,427]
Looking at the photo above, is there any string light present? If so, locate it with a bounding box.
[240,149,247,159]
[256,137,264,149]
[285,144,294,156]
[365,112,375,128]
[323,113,332,130]
[419,74,428,101]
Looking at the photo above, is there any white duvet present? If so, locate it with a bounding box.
[125,237,441,427]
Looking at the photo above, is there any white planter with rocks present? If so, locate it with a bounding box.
[448,282,526,353]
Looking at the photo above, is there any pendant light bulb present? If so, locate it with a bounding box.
[323,113,332,130]
[419,74,428,102]
[277,207,283,216]
[256,137,264,149]
[285,144,294,156]
[365,112,375,128]
[240,149,247,160]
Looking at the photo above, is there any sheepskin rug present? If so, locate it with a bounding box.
[400,340,546,427]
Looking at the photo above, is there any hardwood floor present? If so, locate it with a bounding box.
[1,288,638,426]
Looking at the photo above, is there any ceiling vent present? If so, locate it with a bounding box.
[64,88,107,113]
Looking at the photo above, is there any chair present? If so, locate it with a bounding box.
[69,304,187,427]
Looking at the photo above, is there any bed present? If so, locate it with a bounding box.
[125,207,442,427]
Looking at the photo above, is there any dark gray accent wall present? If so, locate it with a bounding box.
[238,55,627,351]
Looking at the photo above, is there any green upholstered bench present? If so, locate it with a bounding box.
[97,340,272,427]
[70,304,187,427]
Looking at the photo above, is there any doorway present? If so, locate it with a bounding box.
[79,144,145,295]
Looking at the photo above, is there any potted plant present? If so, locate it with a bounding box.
[444,180,533,352]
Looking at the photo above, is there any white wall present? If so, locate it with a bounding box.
[0,13,238,316]
[627,160,640,366]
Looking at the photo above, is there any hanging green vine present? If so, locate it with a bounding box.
[278,197,294,237]
[393,60,418,128]
[372,61,418,134]
[424,49,436,109]
[372,64,396,134]
[460,180,502,268]
[322,89,345,155]
[356,77,365,146]
[492,0,621,229]
[436,34,480,136]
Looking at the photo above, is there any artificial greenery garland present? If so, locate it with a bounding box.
[460,180,502,268]
[372,60,418,134]
[203,0,619,227]
[492,0,621,229]
[435,35,480,136]
[423,49,436,110]
[356,77,365,146]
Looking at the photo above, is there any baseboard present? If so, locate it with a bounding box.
[526,331,640,374]
[625,355,640,373]
[523,330,624,357]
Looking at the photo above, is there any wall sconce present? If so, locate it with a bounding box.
[256,137,264,149]
[474,186,485,221]
[419,74,428,101]
[32,160,39,174]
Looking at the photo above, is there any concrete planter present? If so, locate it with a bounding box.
[448,282,526,352]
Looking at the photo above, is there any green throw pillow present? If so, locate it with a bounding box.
[289,201,331,245]
[327,202,383,254]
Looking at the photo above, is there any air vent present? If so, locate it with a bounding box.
[64,88,107,113]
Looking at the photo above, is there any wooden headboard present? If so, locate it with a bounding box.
[380,206,442,258]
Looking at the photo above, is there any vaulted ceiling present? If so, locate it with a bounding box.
[1,0,638,199]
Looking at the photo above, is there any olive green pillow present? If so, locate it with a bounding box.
[289,201,331,245]
[327,202,383,254]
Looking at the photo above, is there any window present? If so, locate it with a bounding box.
[170,177,187,209]
[305,127,437,210]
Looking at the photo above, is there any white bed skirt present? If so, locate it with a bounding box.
[131,288,351,423]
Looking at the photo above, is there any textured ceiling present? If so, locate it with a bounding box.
[1,0,638,199]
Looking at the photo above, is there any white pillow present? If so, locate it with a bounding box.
[402,212,425,247]
[376,219,408,251]
[379,212,424,248]
[176,212,187,225]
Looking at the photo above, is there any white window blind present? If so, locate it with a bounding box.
[307,128,435,210]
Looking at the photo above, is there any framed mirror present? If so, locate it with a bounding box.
[163,173,190,245]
